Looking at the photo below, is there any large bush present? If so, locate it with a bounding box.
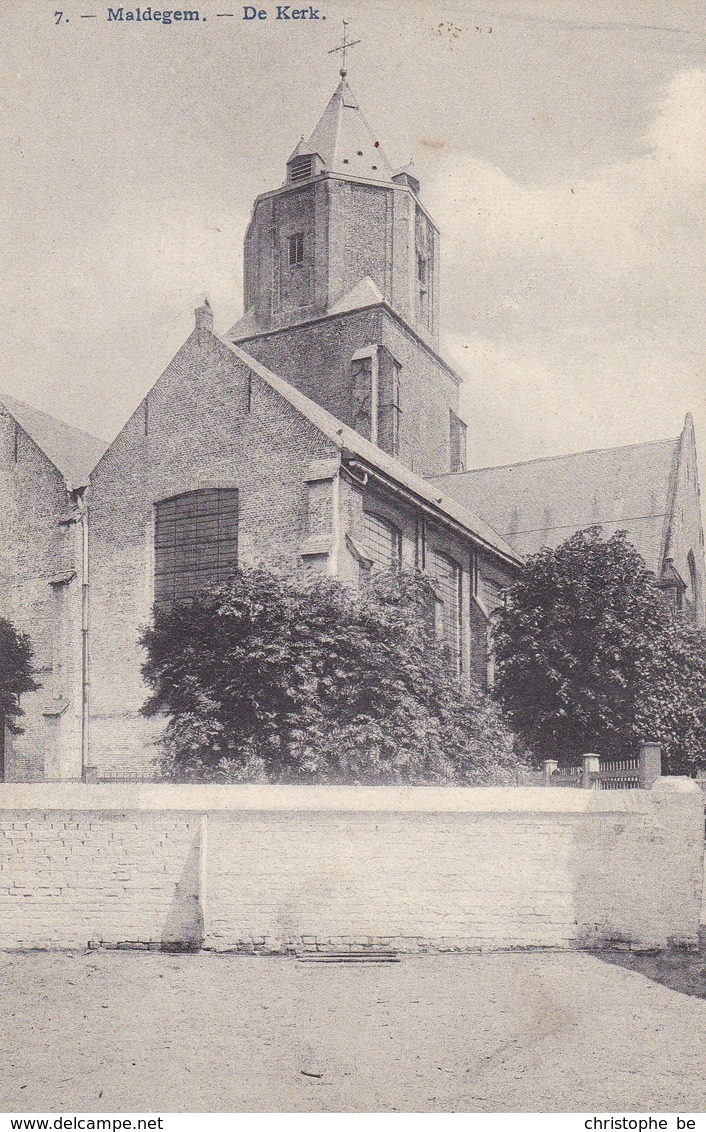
[493,527,706,773]
[0,617,38,732]
[141,567,526,785]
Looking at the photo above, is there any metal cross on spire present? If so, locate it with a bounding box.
[328,19,361,78]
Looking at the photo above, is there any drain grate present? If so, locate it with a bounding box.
[298,950,400,964]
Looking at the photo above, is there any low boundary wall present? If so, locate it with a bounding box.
[0,780,703,952]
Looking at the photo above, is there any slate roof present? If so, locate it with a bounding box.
[292,78,394,183]
[432,437,682,574]
[226,277,387,342]
[220,339,520,566]
[0,392,108,490]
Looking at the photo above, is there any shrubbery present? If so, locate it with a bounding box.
[141,567,527,785]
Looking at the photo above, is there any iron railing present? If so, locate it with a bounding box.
[542,743,662,790]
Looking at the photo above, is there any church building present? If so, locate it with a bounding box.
[0,73,703,782]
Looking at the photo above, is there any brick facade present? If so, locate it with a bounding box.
[235,306,461,478]
[86,325,344,776]
[0,408,83,783]
[71,70,523,781]
[79,314,516,777]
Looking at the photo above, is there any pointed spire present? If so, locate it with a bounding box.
[289,77,393,182]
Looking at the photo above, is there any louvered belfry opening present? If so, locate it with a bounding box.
[289,154,314,183]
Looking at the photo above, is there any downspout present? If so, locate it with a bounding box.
[77,490,90,780]
[329,470,341,576]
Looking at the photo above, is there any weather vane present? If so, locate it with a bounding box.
[328,19,361,78]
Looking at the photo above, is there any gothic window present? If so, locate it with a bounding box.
[417,253,428,289]
[363,513,402,571]
[430,550,462,671]
[688,550,698,597]
[417,252,429,323]
[486,608,503,690]
[378,354,401,457]
[288,232,305,266]
[351,353,373,440]
[415,206,433,331]
[154,489,239,609]
[449,410,467,473]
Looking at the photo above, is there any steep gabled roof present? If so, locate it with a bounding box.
[294,78,394,182]
[328,275,385,314]
[220,338,519,566]
[0,392,108,490]
[432,436,682,574]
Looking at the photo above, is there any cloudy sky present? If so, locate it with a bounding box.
[2,0,705,472]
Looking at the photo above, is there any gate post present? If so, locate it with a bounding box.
[582,753,601,789]
[543,758,558,786]
[639,742,662,788]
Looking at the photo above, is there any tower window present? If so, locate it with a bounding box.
[154,489,239,609]
[449,410,467,473]
[417,253,428,290]
[289,154,313,183]
[351,353,374,440]
[288,232,305,266]
[378,354,401,458]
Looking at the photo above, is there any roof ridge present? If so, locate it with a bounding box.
[0,390,108,445]
[433,436,680,478]
[501,511,668,538]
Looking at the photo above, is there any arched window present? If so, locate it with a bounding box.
[154,488,239,608]
[430,549,462,670]
[363,512,402,571]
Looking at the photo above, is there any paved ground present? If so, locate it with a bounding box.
[1,949,706,1113]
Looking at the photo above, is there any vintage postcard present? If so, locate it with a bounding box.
[1,0,705,1120]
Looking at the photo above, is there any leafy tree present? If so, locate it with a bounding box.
[0,617,39,732]
[493,526,706,773]
[140,567,527,786]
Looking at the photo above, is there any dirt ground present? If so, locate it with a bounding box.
[1,948,706,1113]
[601,928,706,1002]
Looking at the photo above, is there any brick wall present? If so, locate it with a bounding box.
[237,304,461,477]
[0,779,702,952]
[87,325,340,776]
[0,409,83,782]
[0,803,201,949]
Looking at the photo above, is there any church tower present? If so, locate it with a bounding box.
[228,71,466,478]
[238,77,439,345]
